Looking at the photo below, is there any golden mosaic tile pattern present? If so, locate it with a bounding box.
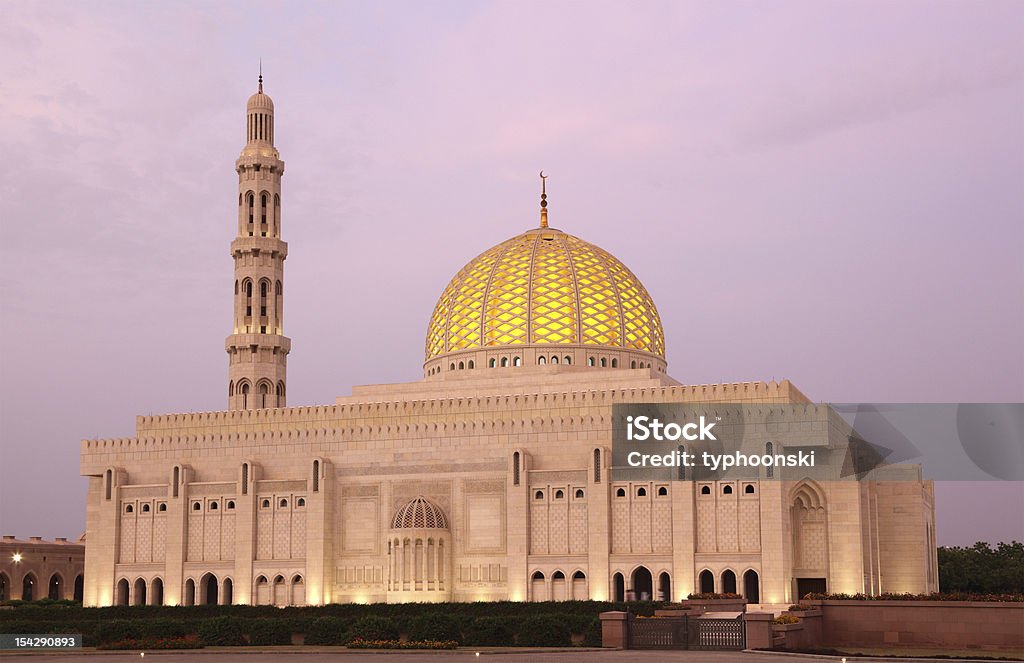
[425,228,664,359]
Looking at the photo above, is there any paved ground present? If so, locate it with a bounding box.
[0,650,799,663]
[0,650,1012,662]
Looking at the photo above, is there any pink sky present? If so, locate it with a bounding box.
[1,1,1021,545]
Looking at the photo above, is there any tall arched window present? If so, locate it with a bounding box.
[312,459,320,492]
[260,281,268,318]
[677,445,685,480]
[245,281,253,322]
[241,382,250,409]
[766,442,774,478]
[513,452,520,486]
[260,193,268,235]
[593,448,601,483]
[259,382,269,408]
[246,193,255,236]
[274,194,281,236]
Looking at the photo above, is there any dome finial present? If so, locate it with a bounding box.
[539,170,549,228]
[258,58,263,93]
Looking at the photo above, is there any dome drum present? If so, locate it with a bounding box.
[423,344,667,378]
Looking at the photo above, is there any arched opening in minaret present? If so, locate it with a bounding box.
[244,280,253,329]
[246,192,255,236]
[277,381,285,407]
[274,194,280,236]
[240,382,250,409]
[275,281,282,333]
[260,193,267,235]
[258,381,270,408]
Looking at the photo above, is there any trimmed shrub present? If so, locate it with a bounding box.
[348,615,398,642]
[463,616,515,647]
[198,616,245,646]
[95,620,143,645]
[304,616,347,645]
[406,613,462,644]
[247,619,293,646]
[516,614,570,647]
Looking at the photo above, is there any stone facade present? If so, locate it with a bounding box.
[0,535,85,602]
[78,80,937,608]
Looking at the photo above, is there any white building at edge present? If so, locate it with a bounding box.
[80,78,938,609]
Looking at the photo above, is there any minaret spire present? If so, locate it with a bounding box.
[228,80,289,410]
[539,170,549,228]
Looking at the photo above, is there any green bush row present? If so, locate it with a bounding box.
[0,610,605,648]
[0,599,659,622]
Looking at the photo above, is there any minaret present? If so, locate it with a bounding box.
[226,72,290,410]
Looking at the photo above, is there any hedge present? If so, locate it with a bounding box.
[0,599,659,647]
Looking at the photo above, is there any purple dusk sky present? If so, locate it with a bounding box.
[1,2,1021,546]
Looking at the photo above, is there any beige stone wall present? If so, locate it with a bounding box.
[79,373,933,607]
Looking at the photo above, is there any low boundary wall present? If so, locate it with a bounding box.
[804,600,1024,650]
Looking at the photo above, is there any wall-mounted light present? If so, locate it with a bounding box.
[11,553,22,563]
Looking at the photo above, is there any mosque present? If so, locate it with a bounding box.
[79,79,938,609]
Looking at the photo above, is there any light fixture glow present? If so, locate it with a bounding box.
[11,553,22,563]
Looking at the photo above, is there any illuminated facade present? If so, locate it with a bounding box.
[79,80,938,609]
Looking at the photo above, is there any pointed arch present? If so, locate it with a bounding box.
[612,572,625,602]
[132,577,147,606]
[721,569,737,595]
[114,577,129,605]
[48,573,64,600]
[1,572,11,602]
[790,479,827,510]
[698,569,715,594]
[150,577,164,606]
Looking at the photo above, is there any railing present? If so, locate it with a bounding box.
[628,615,689,649]
[693,617,746,650]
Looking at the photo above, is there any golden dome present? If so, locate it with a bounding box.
[425,226,665,362]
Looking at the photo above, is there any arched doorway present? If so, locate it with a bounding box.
[722,569,737,595]
[273,575,286,606]
[658,572,671,601]
[255,576,269,605]
[222,578,233,606]
[48,573,62,600]
[744,570,760,603]
[73,575,83,603]
[183,578,195,606]
[290,576,304,606]
[201,574,218,606]
[22,573,37,601]
[150,578,163,606]
[132,578,146,606]
[115,578,129,606]
[698,569,714,594]
[613,572,625,602]
[571,571,587,600]
[632,566,653,601]
[551,571,566,601]
[530,571,546,601]
[0,573,9,602]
